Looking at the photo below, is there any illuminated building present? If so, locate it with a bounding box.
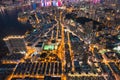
[46,0,52,6]
[43,43,59,51]
[41,0,45,6]
[3,35,27,54]
[40,0,62,7]
[52,0,57,6]
[57,0,62,6]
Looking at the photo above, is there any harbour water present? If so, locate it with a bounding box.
[0,8,32,38]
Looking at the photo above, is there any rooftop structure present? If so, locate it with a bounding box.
[43,43,59,51]
[1,1,120,80]
[3,35,27,54]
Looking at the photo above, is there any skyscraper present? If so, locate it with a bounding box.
[3,35,27,54]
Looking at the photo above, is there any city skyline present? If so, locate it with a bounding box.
[0,0,120,80]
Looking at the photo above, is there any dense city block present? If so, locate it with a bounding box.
[0,0,120,80]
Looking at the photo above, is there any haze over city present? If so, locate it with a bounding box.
[0,0,120,80]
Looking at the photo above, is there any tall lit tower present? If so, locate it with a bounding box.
[3,35,27,54]
[57,0,62,6]
[41,0,45,6]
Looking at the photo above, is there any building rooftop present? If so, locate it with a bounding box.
[3,35,25,41]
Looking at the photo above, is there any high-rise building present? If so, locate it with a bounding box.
[40,0,62,7]
[3,35,27,54]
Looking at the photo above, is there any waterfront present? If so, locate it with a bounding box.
[0,8,32,58]
[0,0,120,80]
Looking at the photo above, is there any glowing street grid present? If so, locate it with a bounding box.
[0,0,120,80]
